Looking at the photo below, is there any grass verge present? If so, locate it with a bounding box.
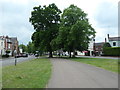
[2,58,52,88]
[70,57,118,73]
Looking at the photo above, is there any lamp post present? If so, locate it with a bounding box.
[93,39,96,57]
[14,50,17,66]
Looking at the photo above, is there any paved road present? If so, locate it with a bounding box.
[76,55,119,59]
[0,55,36,67]
[47,58,118,88]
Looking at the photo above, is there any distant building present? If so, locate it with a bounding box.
[10,37,19,56]
[4,36,13,55]
[0,36,19,56]
[95,42,105,56]
[77,39,94,56]
[87,39,94,56]
[107,34,120,47]
[19,47,23,53]
[0,37,5,55]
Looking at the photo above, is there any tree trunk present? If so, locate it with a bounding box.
[69,51,71,58]
[72,49,75,57]
[49,50,53,58]
[48,45,53,58]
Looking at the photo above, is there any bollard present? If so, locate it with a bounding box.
[15,57,17,66]
[14,50,17,66]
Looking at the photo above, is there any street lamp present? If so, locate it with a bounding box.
[93,39,96,56]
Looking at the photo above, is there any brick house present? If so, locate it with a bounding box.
[10,37,19,56]
[94,42,105,56]
[0,36,19,56]
[0,37,5,55]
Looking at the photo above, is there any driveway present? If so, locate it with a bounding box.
[47,58,118,88]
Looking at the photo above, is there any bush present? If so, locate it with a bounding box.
[103,47,120,56]
[103,43,111,48]
[6,50,10,54]
[2,55,9,58]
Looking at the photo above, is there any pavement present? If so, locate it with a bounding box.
[0,55,36,67]
[47,58,118,88]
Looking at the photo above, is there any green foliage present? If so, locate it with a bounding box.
[103,47,120,56]
[103,43,111,48]
[26,42,36,54]
[19,44,27,53]
[2,54,9,58]
[6,50,10,54]
[54,4,96,57]
[30,3,61,57]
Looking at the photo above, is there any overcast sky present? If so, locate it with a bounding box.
[0,0,119,45]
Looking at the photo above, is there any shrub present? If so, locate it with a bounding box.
[2,55,9,58]
[103,47,120,56]
[103,43,111,48]
[6,50,10,55]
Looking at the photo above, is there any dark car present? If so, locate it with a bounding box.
[15,54,21,58]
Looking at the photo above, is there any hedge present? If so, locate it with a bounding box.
[103,47,120,56]
[2,55,9,58]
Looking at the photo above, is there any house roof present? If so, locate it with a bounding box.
[0,36,18,44]
[109,37,120,41]
[95,42,104,47]
[10,37,18,44]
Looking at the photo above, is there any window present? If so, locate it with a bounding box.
[8,44,11,49]
[113,42,116,46]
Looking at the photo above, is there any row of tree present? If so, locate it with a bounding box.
[29,3,96,58]
[19,42,36,54]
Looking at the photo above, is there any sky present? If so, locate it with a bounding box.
[0,0,119,45]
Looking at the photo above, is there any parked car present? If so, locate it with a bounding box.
[15,53,28,58]
[35,54,39,57]
[22,53,28,57]
[15,54,21,58]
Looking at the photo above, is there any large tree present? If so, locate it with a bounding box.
[29,3,61,57]
[55,5,96,57]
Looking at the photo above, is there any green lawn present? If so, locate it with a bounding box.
[70,57,118,73]
[2,58,52,88]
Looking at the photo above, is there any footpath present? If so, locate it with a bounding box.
[47,58,118,88]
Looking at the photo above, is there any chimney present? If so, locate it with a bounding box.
[107,34,109,39]
[105,38,107,43]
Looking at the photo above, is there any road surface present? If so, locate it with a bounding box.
[47,58,118,88]
[0,55,36,67]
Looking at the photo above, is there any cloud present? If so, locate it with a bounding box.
[0,0,35,45]
[0,0,119,45]
[92,0,118,42]
[95,1,118,28]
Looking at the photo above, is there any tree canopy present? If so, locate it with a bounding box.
[19,44,27,53]
[54,5,96,57]
[26,42,36,54]
[30,4,96,58]
[29,3,62,57]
